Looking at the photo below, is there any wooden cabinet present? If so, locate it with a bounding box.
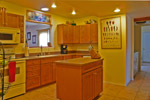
[90,24,98,43]
[80,24,91,43]
[41,63,53,85]
[51,56,64,82]
[63,55,73,60]
[83,67,103,100]
[57,24,73,44]
[0,7,6,27]
[26,59,41,91]
[19,16,24,43]
[5,13,20,28]
[56,58,103,100]
[57,24,98,44]
[73,26,80,43]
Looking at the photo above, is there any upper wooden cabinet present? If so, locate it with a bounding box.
[90,24,98,43]
[5,13,20,28]
[72,26,80,43]
[57,24,73,44]
[80,24,91,43]
[0,7,6,27]
[57,23,98,44]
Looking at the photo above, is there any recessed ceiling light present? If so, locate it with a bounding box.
[114,8,120,13]
[41,8,49,11]
[72,10,76,15]
[51,3,57,8]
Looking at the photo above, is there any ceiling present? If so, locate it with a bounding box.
[3,0,150,18]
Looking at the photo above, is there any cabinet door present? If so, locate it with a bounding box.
[90,24,98,43]
[26,76,41,91]
[73,26,80,43]
[19,16,24,43]
[80,24,91,43]
[5,13,19,28]
[93,67,103,97]
[63,25,73,44]
[82,71,94,100]
[57,25,64,44]
[0,7,6,27]
[41,63,53,85]
[0,8,3,27]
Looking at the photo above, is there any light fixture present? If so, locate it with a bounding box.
[51,2,57,8]
[41,8,49,11]
[72,10,76,15]
[114,8,120,13]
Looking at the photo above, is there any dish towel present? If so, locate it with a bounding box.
[9,62,16,83]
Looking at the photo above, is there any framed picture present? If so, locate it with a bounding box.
[32,35,36,44]
[101,17,122,49]
[26,10,51,24]
[27,32,31,40]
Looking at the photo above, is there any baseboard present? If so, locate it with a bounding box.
[104,81,125,86]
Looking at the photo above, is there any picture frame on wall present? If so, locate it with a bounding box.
[101,16,122,49]
[32,35,36,44]
[27,32,31,40]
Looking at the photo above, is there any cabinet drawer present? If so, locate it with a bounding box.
[41,58,51,64]
[27,70,40,78]
[63,55,73,60]
[26,65,40,72]
[26,76,40,90]
[52,56,64,62]
[82,61,102,73]
[26,59,41,66]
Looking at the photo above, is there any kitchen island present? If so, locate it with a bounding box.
[56,58,103,100]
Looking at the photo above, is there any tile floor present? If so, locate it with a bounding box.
[9,66,150,100]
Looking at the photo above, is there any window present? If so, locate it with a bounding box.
[38,29,50,46]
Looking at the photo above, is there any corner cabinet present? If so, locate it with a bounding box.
[56,58,103,100]
[57,24,98,44]
[0,7,24,43]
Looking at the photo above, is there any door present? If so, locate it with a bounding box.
[142,32,150,62]
[41,63,53,85]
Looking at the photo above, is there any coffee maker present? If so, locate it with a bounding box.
[60,45,68,54]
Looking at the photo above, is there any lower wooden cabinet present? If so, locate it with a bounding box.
[41,63,53,85]
[83,67,103,100]
[26,76,41,90]
[56,58,103,100]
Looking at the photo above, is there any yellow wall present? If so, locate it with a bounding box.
[99,15,127,86]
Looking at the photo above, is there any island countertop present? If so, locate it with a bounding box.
[55,58,103,66]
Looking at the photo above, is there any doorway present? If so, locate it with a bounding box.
[141,26,150,66]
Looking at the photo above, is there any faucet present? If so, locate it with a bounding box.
[40,46,44,56]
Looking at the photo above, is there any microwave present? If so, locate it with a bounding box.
[0,27,20,44]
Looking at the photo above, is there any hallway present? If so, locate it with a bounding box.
[9,66,150,100]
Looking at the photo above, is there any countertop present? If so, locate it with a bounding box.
[12,53,90,61]
[55,58,102,66]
